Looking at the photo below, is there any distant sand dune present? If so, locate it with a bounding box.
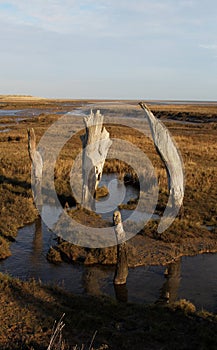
[0,95,46,102]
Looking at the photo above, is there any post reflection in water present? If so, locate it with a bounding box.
[83,266,111,296]
[0,211,184,308]
[158,259,181,304]
[114,284,128,303]
[82,265,129,302]
[30,217,181,304]
[1,213,217,311]
[31,216,43,264]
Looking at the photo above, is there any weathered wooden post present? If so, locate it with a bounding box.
[139,103,184,230]
[80,110,112,211]
[113,210,128,285]
[27,128,43,207]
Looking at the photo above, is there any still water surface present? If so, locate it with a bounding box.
[1,218,217,312]
[0,174,217,311]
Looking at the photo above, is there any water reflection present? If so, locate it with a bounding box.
[114,284,128,303]
[158,259,181,304]
[82,265,128,303]
[31,217,43,264]
[1,206,217,311]
[83,266,110,296]
[1,220,217,312]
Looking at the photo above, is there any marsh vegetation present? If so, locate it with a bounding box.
[0,96,217,349]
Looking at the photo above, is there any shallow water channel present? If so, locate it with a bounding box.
[0,107,70,132]
[1,219,217,312]
[0,174,217,312]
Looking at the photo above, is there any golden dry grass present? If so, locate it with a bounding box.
[0,99,216,260]
[0,99,217,349]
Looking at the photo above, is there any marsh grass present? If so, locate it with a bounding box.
[1,272,217,349]
[0,99,216,260]
[0,99,217,349]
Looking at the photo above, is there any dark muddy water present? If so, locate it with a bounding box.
[0,109,68,117]
[0,108,71,132]
[1,217,217,311]
[0,174,217,311]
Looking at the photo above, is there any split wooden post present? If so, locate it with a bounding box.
[80,110,112,211]
[27,128,43,207]
[139,102,184,230]
[113,210,128,285]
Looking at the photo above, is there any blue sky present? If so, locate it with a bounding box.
[0,0,217,100]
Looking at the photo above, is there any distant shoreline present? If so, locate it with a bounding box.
[0,94,217,105]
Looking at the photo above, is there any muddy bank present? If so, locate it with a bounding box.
[151,109,217,123]
[47,207,217,267]
[47,229,217,267]
[2,272,217,350]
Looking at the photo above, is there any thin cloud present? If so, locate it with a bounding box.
[0,0,201,36]
[0,0,109,34]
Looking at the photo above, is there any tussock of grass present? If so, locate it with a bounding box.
[171,299,196,314]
